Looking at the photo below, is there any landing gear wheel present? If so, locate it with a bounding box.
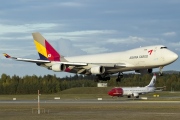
[159,66,163,76]
[116,72,123,82]
[94,75,101,82]
[116,77,121,82]
[159,72,163,76]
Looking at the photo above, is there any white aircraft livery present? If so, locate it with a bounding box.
[108,74,158,98]
[3,32,178,82]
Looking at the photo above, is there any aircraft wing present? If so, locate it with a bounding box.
[3,53,129,74]
[3,53,128,67]
[3,53,50,63]
[3,53,88,66]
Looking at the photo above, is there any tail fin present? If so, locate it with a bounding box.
[32,32,60,61]
[146,74,156,87]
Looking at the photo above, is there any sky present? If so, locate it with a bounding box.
[0,0,180,77]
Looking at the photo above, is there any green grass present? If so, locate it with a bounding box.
[0,102,180,120]
[60,87,112,94]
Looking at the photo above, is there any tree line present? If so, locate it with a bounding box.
[0,73,180,94]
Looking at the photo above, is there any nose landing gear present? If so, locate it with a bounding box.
[159,66,163,76]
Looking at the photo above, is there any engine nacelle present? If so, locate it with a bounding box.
[133,93,139,98]
[51,64,66,72]
[147,69,153,73]
[135,69,153,74]
[90,66,105,74]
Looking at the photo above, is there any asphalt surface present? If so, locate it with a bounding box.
[0,99,180,104]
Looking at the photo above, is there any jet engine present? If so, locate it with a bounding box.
[135,69,153,74]
[147,69,153,73]
[51,64,66,72]
[133,93,139,98]
[90,66,105,74]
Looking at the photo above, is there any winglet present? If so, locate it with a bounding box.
[3,53,11,58]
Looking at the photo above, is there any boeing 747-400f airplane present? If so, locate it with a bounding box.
[108,74,159,98]
[3,32,178,82]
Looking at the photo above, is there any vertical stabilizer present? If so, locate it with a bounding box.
[32,32,60,61]
[146,74,156,87]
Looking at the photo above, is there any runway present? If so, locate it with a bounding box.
[0,99,180,104]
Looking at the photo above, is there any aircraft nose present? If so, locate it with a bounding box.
[171,52,178,61]
[163,51,178,64]
[108,91,112,96]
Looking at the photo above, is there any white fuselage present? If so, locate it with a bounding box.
[62,45,178,73]
[122,87,155,96]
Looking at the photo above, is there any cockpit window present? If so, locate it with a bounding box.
[160,47,167,49]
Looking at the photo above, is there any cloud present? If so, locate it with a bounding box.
[0,23,59,35]
[1,0,180,77]
[45,30,117,39]
[168,42,180,52]
[82,47,110,54]
[0,23,67,42]
[169,42,180,47]
[54,38,87,56]
[65,30,117,36]
[162,32,176,36]
[106,36,145,44]
[60,2,84,7]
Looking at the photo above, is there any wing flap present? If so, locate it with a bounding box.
[56,62,87,66]
[87,63,126,68]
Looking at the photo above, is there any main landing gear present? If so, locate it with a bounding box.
[116,72,123,82]
[159,66,163,76]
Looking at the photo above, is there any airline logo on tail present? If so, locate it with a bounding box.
[146,74,156,87]
[33,33,60,61]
